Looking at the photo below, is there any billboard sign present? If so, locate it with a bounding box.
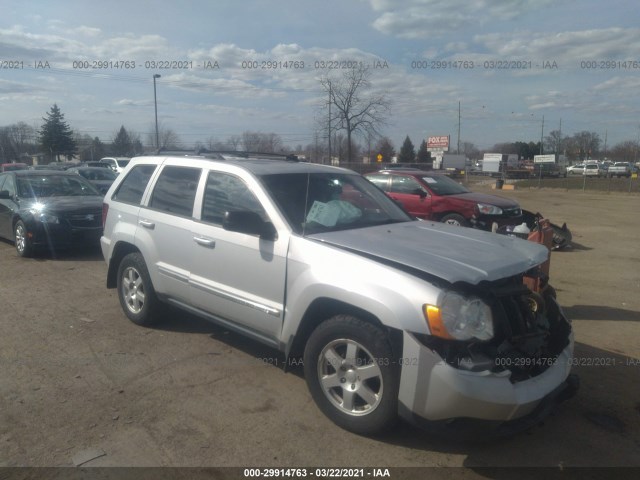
[427,135,450,152]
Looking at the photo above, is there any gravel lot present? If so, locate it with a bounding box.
[0,185,638,478]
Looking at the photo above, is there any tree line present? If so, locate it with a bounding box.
[2,64,639,165]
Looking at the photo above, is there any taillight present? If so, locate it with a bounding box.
[102,203,109,228]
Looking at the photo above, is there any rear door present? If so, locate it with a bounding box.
[135,164,202,302]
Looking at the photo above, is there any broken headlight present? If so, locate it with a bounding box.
[424,292,494,341]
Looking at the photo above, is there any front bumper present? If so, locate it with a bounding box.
[473,215,523,231]
[27,221,102,250]
[398,330,576,436]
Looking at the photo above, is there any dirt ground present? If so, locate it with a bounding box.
[0,185,638,478]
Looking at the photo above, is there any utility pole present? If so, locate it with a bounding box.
[457,101,461,154]
[327,83,332,165]
[540,115,544,155]
[558,118,562,154]
[153,74,161,150]
[603,130,608,158]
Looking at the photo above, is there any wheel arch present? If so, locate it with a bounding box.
[437,211,471,225]
[285,297,403,369]
[107,241,141,288]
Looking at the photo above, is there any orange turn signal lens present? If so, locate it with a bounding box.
[424,305,454,340]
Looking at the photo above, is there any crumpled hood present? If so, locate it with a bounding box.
[452,192,520,209]
[308,221,548,285]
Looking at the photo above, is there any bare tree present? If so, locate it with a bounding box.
[147,123,182,150]
[240,131,285,153]
[318,65,391,162]
[544,130,565,154]
[567,131,601,161]
[227,135,242,151]
[610,140,639,162]
[0,122,38,161]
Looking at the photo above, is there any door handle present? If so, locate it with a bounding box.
[193,236,216,248]
[139,219,155,229]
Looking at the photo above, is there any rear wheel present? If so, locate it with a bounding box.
[303,315,399,435]
[441,213,470,227]
[14,220,33,258]
[116,252,162,326]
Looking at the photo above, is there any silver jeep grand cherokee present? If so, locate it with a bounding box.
[101,152,577,436]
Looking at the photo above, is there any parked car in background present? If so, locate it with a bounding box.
[101,153,576,436]
[583,164,603,177]
[67,166,118,194]
[0,170,103,257]
[1,163,29,172]
[80,161,112,169]
[607,162,631,178]
[30,165,56,170]
[35,162,80,170]
[99,157,130,173]
[566,164,585,174]
[365,169,522,230]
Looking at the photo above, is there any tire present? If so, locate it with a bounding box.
[441,213,470,227]
[14,220,33,258]
[303,315,399,435]
[116,252,162,326]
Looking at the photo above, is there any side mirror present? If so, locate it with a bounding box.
[0,190,11,199]
[414,188,428,198]
[223,210,277,240]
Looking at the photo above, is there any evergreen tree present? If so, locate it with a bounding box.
[92,137,106,159]
[416,139,431,163]
[374,136,395,163]
[39,104,76,162]
[398,135,416,163]
[112,126,133,156]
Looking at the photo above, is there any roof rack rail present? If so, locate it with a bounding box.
[197,149,300,162]
[144,148,299,162]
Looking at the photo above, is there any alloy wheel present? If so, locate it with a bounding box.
[316,338,383,416]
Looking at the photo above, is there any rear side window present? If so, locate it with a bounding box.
[112,165,157,205]
[149,166,201,217]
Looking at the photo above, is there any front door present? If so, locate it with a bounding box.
[188,170,287,342]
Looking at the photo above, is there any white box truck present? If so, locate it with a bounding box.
[533,154,568,178]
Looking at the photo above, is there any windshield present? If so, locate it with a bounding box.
[420,174,470,195]
[260,172,412,235]
[79,169,117,181]
[17,175,100,197]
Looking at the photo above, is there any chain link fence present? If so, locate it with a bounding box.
[331,162,640,194]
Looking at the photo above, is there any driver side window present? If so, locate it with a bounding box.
[2,175,16,197]
[389,176,422,195]
[202,172,266,226]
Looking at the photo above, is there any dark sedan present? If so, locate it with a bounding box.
[365,169,523,230]
[0,170,103,257]
[67,167,118,194]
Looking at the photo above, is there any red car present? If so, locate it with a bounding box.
[365,169,523,230]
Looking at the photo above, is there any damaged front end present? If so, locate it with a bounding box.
[398,272,578,436]
[423,275,571,381]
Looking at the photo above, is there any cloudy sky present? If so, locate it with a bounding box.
[2,0,639,151]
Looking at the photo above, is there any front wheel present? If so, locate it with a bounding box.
[14,220,33,257]
[441,213,470,227]
[303,315,399,435]
[116,252,162,326]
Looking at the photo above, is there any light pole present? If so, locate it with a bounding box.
[153,74,161,150]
